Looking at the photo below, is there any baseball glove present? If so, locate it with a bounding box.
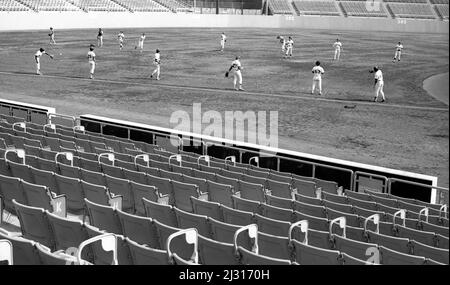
[225,71,229,78]
[49,55,54,59]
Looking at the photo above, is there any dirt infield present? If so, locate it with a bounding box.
[0,28,448,187]
[423,72,449,106]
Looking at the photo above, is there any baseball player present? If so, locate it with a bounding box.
[311,61,325,95]
[48,27,56,44]
[333,38,343,61]
[117,31,125,50]
[150,49,161,80]
[284,36,294,58]
[97,28,104,47]
[220,32,227,51]
[277,36,286,54]
[87,45,96,79]
[371,66,385,102]
[226,56,244,91]
[393,42,403,62]
[135,33,146,52]
[34,48,53,75]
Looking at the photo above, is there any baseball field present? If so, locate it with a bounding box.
[0,27,448,187]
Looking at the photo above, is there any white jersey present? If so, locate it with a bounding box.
[396,44,403,51]
[375,70,383,84]
[139,35,146,42]
[118,33,124,41]
[231,59,241,72]
[154,53,160,64]
[221,34,226,42]
[312,66,324,80]
[87,51,96,62]
[333,41,342,50]
[35,50,43,57]
[286,39,294,48]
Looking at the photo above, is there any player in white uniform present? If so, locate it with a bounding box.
[220,33,227,52]
[97,28,104,47]
[277,36,286,55]
[284,37,294,58]
[87,45,96,79]
[333,38,343,61]
[49,27,56,44]
[34,48,53,75]
[371,66,385,102]
[227,56,244,91]
[393,42,403,62]
[135,33,146,52]
[150,49,161,80]
[311,61,325,95]
[117,31,125,50]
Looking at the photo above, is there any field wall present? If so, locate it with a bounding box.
[0,12,448,33]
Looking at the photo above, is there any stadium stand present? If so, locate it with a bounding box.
[292,0,341,16]
[113,0,170,12]
[18,0,80,12]
[434,3,449,19]
[0,0,29,11]
[66,0,127,12]
[386,2,437,18]
[267,0,293,14]
[153,0,192,12]
[339,1,389,17]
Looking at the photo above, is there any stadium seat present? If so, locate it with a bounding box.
[353,205,386,220]
[143,198,178,227]
[293,200,327,218]
[35,243,76,265]
[293,211,329,232]
[436,234,449,249]
[174,207,211,238]
[183,175,208,194]
[315,179,339,195]
[396,225,437,247]
[172,180,206,212]
[126,237,169,265]
[58,163,80,179]
[346,190,372,201]
[366,231,412,254]
[46,211,89,252]
[147,174,172,201]
[326,208,361,227]
[233,195,262,214]
[239,180,266,203]
[294,192,323,206]
[254,214,290,236]
[116,209,159,248]
[411,240,449,264]
[21,180,66,217]
[122,168,147,185]
[0,230,40,265]
[80,168,105,187]
[257,231,292,260]
[222,205,254,226]
[207,180,235,207]
[130,181,160,215]
[260,203,294,222]
[421,221,449,237]
[371,195,399,208]
[159,168,183,181]
[341,252,370,265]
[0,174,26,214]
[333,234,378,262]
[192,169,216,182]
[323,200,354,214]
[292,178,316,198]
[197,234,240,265]
[13,200,55,250]
[191,197,223,221]
[101,163,123,179]
[8,160,33,182]
[84,199,122,235]
[238,246,291,265]
[379,246,426,265]
[266,194,293,209]
[105,175,133,212]
[81,180,122,209]
[291,240,342,265]
[153,220,194,260]
[266,179,292,199]
[322,191,348,204]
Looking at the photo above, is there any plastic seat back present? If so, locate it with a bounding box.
[116,209,159,248]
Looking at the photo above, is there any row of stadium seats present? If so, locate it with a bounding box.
[66,0,127,12]
[434,3,449,19]
[268,0,293,14]
[386,3,437,19]
[113,0,170,12]
[339,1,389,17]
[19,0,80,12]
[0,0,29,11]
[292,0,341,16]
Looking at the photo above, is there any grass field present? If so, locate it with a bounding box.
[0,27,448,187]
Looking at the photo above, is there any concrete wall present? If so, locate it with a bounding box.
[0,12,448,33]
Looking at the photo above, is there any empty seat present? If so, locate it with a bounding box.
[137,165,160,177]
[81,180,121,209]
[147,175,172,200]
[239,180,266,203]
[327,208,361,227]
[238,246,291,265]
[159,169,183,181]
[0,174,25,213]
[421,221,449,237]
[122,168,147,185]
[266,179,292,199]
[294,193,323,206]
[294,211,329,232]
[182,175,208,194]
[0,231,40,265]
[207,180,235,207]
[333,234,378,261]
[80,168,105,186]
[353,205,386,220]
[260,203,293,222]
[436,234,448,249]
[379,246,425,265]
[58,163,80,179]
[143,198,178,227]
[266,194,293,210]
[105,175,133,212]
[292,240,342,265]
[397,225,436,247]
[323,200,354,214]
[153,220,194,260]
[371,195,398,208]
[84,199,122,235]
[367,231,411,254]
[116,209,159,248]
[174,207,211,238]
[254,214,290,237]
[21,180,66,217]
[293,200,327,218]
[13,200,55,250]
[192,169,216,182]
[191,197,223,221]
[257,232,292,260]
[8,160,33,182]
[411,240,449,264]
[233,195,262,214]
[130,181,160,216]
[346,190,372,201]
[35,243,75,265]
[292,178,316,198]
[101,163,123,179]
[341,252,370,265]
[197,234,240,265]
[172,180,206,212]
[315,179,339,195]
[322,191,348,204]
[208,218,251,247]
[126,238,169,265]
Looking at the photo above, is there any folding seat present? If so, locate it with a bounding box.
[222,205,254,226]
[54,174,85,215]
[23,144,41,157]
[13,200,55,250]
[153,220,194,260]
[151,159,170,171]
[221,169,243,181]
[112,152,133,163]
[322,191,348,204]
[292,178,316,198]
[8,160,33,182]
[105,175,133,212]
[396,225,436,247]
[59,139,76,151]
[266,194,293,210]
[80,167,105,186]
[345,190,372,201]
[0,175,25,214]
[77,151,97,161]
[45,132,60,140]
[36,157,58,173]
[143,198,178,227]
[171,165,193,177]
[341,253,370,265]
[58,163,80,179]
[257,231,292,260]
[130,182,160,216]
[421,221,449,237]
[10,135,25,149]
[182,175,208,194]
[314,179,339,195]
[242,175,267,189]
[0,133,13,146]
[371,195,398,208]
[147,174,172,201]
[291,240,342,265]
[102,138,121,153]
[84,199,122,235]
[292,226,333,249]
[174,207,211,238]
[39,148,56,161]
[293,200,327,219]
[266,179,292,199]
[101,163,124,179]
[353,206,386,222]
[126,238,169,265]
[191,197,223,221]
[247,168,269,179]
[27,127,45,136]
[0,230,41,265]
[79,158,101,173]
[327,208,361,227]
[90,141,107,154]
[323,200,354,214]
[43,136,60,152]
[116,209,159,248]
[238,246,291,265]
[269,173,292,184]
[333,234,378,261]
[347,196,378,211]
[197,234,240,265]
[233,195,262,214]
[115,159,137,171]
[410,239,449,264]
[132,141,157,154]
[215,174,239,192]
[294,193,323,206]
[24,138,42,148]
[293,211,329,232]
[192,169,216,182]
[366,231,411,254]
[0,158,10,176]
[227,165,247,174]
[254,214,290,237]
[260,203,293,223]
[379,246,426,265]
[21,180,66,217]
[377,203,401,215]
[172,180,206,212]
[200,165,222,174]
[436,234,449,249]
[239,180,266,203]
[122,168,147,185]
[81,180,122,209]
[137,165,160,177]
